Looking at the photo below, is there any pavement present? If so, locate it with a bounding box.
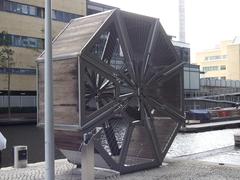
[120,159,240,180]
[1,147,240,180]
[1,126,240,179]
[0,159,119,180]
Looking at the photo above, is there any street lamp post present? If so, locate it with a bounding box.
[44,0,55,179]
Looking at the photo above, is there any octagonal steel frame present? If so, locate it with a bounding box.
[37,9,185,174]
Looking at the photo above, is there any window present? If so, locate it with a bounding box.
[1,0,42,17]
[87,8,100,15]
[220,65,226,70]
[202,66,219,72]
[52,10,80,22]
[204,55,227,61]
[29,6,37,16]
[55,11,63,21]
[28,38,39,48]
[0,33,11,45]
[206,77,219,80]
[220,76,226,80]
[12,35,21,47]
[11,3,19,13]
[0,0,3,10]
[21,4,28,14]
[0,67,36,75]
[52,10,56,19]
[22,37,29,47]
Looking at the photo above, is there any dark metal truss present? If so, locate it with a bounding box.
[74,9,185,174]
[37,9,185,174]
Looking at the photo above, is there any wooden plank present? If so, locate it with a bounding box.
[55,130,83,151]
[51,11,113,58]
[38,58,79,127]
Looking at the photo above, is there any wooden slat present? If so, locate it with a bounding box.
[39,11,113,58]
[38,59,79,126]
[55,130,83,151]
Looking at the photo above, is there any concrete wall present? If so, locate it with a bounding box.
[227,44,240,80]
[0,74,36,91]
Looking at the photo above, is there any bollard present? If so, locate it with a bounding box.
[13,145,28,168]
[234,134,240,147]
[0,151,1,169]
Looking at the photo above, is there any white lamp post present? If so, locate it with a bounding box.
[44,0,55,179]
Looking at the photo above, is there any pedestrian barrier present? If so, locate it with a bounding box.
[13,145,28,168]
[234,134,240,147]
[0,132,6,169]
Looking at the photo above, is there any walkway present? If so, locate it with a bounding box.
[1,157,240,180]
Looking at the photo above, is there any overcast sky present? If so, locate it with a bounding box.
[91,0,240,62]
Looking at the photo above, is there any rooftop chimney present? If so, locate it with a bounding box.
[179,0,185,42]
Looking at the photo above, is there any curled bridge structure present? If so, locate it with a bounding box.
[37,9,185,174]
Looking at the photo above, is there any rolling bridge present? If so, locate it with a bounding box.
[37,9,184,174]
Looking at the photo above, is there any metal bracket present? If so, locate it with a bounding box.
[82,135,95,180]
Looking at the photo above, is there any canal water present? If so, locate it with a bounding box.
[168,128,239,158]
[0,124,239,167]
[0,124,64,167]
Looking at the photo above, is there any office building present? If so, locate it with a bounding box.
[0,0,197,113]
[0,0,86,111]
[195,37,240,80]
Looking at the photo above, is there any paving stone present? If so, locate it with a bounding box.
[0,159,119,180]
[1,157,240,180]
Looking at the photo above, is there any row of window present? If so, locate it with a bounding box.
[1,0,42,17]
[0,0,81,23]
[0,33,44,49]
[87,4,112,15]
[204,55,227,61]
[52,10,80,23]
[0,68,36,75]
[205,76,226,80]
[202,65,226,72]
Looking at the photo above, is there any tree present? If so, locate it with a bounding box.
[0,31,14,120]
